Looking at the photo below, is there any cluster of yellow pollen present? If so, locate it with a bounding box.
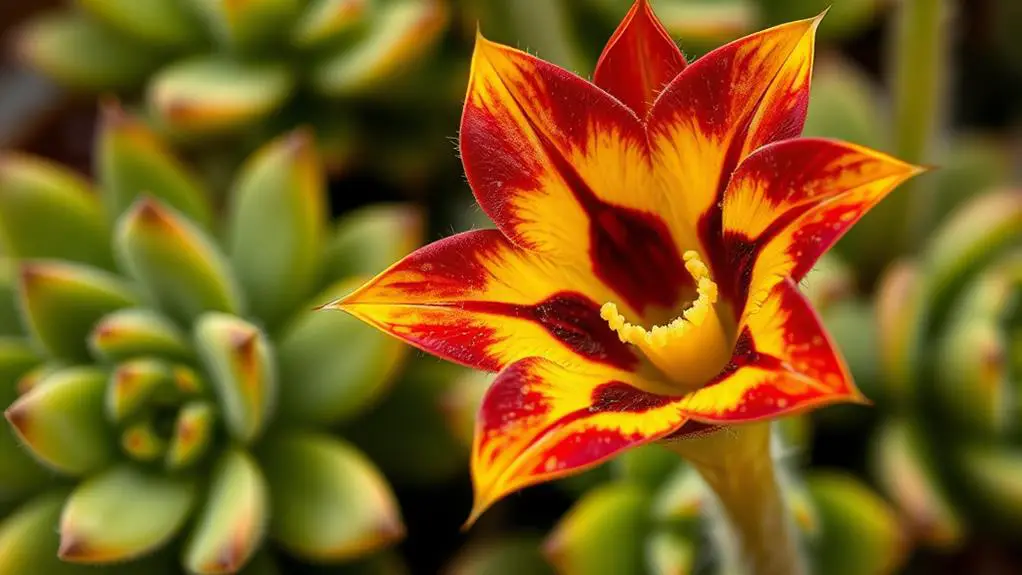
[600,251,730,389]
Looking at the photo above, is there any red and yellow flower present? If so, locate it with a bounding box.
[328,0,922,523]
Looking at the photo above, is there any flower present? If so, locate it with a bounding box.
[326,0,922,523]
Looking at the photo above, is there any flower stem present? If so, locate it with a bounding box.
[666,423,804,575]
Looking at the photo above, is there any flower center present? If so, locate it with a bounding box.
[600,251,732,390]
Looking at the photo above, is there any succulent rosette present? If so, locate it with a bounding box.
[0,106,421,573]
[326,1,921,572]
[16,0,454,176]
[872,189,1022,550]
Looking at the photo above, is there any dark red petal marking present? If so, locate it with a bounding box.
[460,46,689,314]
[593,0,687,117]
[707,327,787,385]
[589,381,679,413]
[457,291,641,371]
[527,114,690,314]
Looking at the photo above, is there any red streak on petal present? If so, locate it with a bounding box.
[529,428,634,475]
[526,118,689,313]
[593,0,687,117]
[589,381,677,413]
[706,328,786,386]
[459,292,640,371]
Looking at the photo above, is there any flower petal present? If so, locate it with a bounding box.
[469,357,685,523]
[647,15,821,274]
[460,35,692,313]
[592,0,686,118]
[676,278,863,423]
[329,230,642,373]
[722,138,922,309]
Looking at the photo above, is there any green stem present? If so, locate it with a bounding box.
[666,423,804,575]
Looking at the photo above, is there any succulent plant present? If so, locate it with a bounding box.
[15,0,457,180]
[870,189,1022,550]
[0,106,424,573]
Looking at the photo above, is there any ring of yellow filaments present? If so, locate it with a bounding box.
[600,251,732,390]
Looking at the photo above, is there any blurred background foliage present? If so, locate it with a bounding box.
[0,0,1019,573]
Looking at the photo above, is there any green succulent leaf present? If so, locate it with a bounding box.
[324,204,424,282]
[97,103,212,227]
[923,190,1022,326]
[120,419,167,462]
[116,198,243,324]
[341,358,467,485]
[807,472,907,575]
[446,536,554,575]
[873,419,965,549]
[545,483,651,575]
[194,313,275,444]
[185,448,268,574]
[89,308,193,363]
[291,0,371,49]
[0,492,94,575]
[16,260,137,362]
[149,57,296,137]
[648,0,755,51]
[4,366,114,476]
[226,130,326,328]
[166,400,216,469]
[105,357,173,423]
[76,0,204,47]
[644,528,697,575]
[187,0,301,52]
[259,432,404,562]
[650,464,704,523]
[14,12,162,91]
[951,444,1022,532]
[0,338,48,502]
[278,279,405,425]
[0,260,25,336]
[0,153,114,269]
[311,0,449,97]
[930,136,1011,228]
[59,464,197,564]
[613,444,683,492]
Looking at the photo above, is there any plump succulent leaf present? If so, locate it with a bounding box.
[291,0,371,48]
[97,104,212,227]
[807,472,908,575]
[165,400,216,470]
[950,444,1022,532]
[226,130,326,328]
[13,12,162,91]
[613,444,684,493]
[5,366,114,476]
[89,308,193,363]
[0,492,95,575]
[650,465,704,523]
[185,448,269,574]
[644,528,698,575]
[149,57,296,137]
[278,279,405,425]
[0,260,25,336]
[194,312,275,444]
[544,483,651,575]
[116,198,243,324]
[188,0,301,52]
[77,0,204,48]
[930,136,1012,228]
[0,153,114,269]
[259,432,403,561]
[0,338,47,502]
[341,359,467,485]
[873,420,965,549]
[323,203,424,282]
[16,261,137,362]
[59,464,197,564]
[922,190,1022,326]
[311,0,448,97]
[104,357,173,423]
